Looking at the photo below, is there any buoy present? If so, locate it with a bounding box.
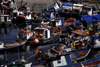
[39,25,43,28]
[39,51,41,53]
[4,6,7,9]
[34,39,39,44]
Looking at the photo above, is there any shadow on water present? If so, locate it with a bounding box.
[0,40,59,65]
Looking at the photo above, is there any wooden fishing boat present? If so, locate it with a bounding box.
[0,30,33,51]
[46,53,100,67]
[28,25,61,45]
[58,2,83,19]
[31,41,90,67]
[33,38,90,64]
[31,19,50,29]
[28,18,62,45]
[61,17,76,36]
[12,10,32,27]
[81,15,97,32]
[0,40,27,50]
[66,29,90,47]
[45,40,90,58]
[90,34,100,49]
[0,15,11,28]
[45,48,91,67]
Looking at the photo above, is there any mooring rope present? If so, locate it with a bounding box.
[26,52,38,60]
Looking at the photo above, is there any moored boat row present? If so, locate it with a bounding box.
[1,0,100,67]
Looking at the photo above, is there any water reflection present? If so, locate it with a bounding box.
[0,42,58,65]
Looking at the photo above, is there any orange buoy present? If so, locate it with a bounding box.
[81,40,83,43]
[34,39,39,44]
[4,6,7,9]
[39,51,41,53]
[39,25,43,28]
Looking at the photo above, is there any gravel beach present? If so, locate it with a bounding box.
[14,0,100,12]
[14,0,59,12]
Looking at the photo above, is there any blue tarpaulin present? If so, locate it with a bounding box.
[91,36,100,39]
[81,15,97,23]
[63,2,73,6]
[75,20,83,25]
[46,13,51,20]
[93,14,100,20]
[55,7,63,14]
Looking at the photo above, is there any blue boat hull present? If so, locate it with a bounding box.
[28,32,61,45]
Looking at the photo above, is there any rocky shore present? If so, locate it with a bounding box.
[14,0,100,12]
[15,0,59,12]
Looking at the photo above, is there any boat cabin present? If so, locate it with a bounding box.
[48,2,60,11]
[52,55,71,67]
[61,2,73,13]
[90,30,100,49]
[68,29,89,41]
[50,18,64,27]
[0,15,11,23]
[20,30,33,40]
[81,15,97,32]
[43,9,55,20]
[73,4,83,14]
[93,14,100,30]
[91,36,100,49]
[34,25,52,39]
[0,41,4,48]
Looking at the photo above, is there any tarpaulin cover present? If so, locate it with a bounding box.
[75,20,83,25]
[93,14,100,20]
[81,15,97,23]
[63,2,73,6]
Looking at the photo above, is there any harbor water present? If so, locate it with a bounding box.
[0,26,59,65]
[0,26,100,67]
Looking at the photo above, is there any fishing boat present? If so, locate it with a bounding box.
[82,5,100,15]
[45,51,100,67]
[45,48,91,67]
[28,25,61,45]
[0,29,33,51]
[44,39,90,58]
[33,38,90,64]
[31,19,51,29]
[90,31,100,49]
[12,9,32,27]
[61,17,76,36]
[66,29,90,46]
[0,15,11,28]
[28,18,61,45]
[81,15,97,32]
[93,14,100,31]
[1,55,32,67]
[58,2,83,19]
